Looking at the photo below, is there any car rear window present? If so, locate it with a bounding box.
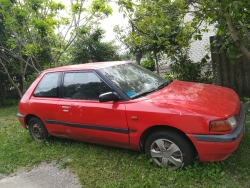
[33,72,60,97]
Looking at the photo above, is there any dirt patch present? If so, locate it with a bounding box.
[0,163,81,188]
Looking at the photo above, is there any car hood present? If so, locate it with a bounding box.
[145,80,240,118]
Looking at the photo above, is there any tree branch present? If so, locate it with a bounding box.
[0,58,23,98]
[227,19,250,62]
[239,21,250,41]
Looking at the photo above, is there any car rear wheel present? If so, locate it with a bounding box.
[28,117,49,142]
[145,130,195,170]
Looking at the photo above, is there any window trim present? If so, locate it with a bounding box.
[33,72,62,98]
[60,70,123,101]
[94,69,130,101]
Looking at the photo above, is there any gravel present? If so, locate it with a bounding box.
[0,163,81,188]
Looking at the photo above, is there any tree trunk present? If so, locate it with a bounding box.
[0,76,6,105]
[21,62,28,94]
[135,51,142,65]
[153,51,160,75]
[227,19,250,62]
[0,59,23,98]
[20,74,25,94]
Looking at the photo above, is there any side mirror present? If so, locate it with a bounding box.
[99,92,120,102]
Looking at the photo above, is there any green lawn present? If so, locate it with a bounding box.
[0,103,250,188]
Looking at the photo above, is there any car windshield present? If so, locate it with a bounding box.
[98,63,170,99]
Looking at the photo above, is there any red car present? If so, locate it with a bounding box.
[18,61,245,169]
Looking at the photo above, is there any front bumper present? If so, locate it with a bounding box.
[188,102,246,162]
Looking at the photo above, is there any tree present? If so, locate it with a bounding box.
[0,0,112,98]
[0,6,9,104]
[70,28,121,63]
[115,0,192,74]
[188,0,250,62]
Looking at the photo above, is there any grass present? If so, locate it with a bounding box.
[0,103,250,188]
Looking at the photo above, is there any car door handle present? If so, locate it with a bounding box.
[62,106,70,109]
[61,106,70,111]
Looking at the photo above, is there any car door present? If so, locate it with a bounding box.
[56,71,129,148]
[30,72,61,132]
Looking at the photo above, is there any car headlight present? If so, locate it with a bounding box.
[209,115,238,132]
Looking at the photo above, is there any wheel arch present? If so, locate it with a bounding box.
[24,114,43,128]
[139,125,197,154]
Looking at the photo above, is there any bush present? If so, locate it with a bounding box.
[24,72,39,92]
[165,54,213,84]
[0,98,19,107]
[141,59,155,71]
[162,72,177,80]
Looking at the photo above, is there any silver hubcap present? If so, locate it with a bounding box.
[150,139,183,169]
[32,123,44,140]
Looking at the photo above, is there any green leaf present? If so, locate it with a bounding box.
[224,13,231,20]
[233,1,238,11]
[168,177,175,181]
[193,35,202,40]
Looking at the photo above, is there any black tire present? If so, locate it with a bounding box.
[28,117,49,142]
[145,130,195,170]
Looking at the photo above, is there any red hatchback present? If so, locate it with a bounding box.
[18,61,246,169]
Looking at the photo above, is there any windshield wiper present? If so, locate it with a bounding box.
[157,80,173,90]
[131,80,173,99]
[131,89,156,99]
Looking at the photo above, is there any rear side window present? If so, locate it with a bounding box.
[63,72,112,100]
[34,72,60,97]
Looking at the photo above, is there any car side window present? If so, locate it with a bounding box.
[33,72,60,97]
[63,72,112,100]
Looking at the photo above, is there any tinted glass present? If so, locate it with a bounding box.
[99,63,166,98]
[33,72,60,97]
[63,72,112,100]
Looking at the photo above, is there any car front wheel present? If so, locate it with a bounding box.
[145,130,195,170]
[28,117,49,142]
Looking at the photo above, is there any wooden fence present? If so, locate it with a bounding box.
[210,36,250,96]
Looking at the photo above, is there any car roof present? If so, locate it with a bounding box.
[44,61,131,73]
